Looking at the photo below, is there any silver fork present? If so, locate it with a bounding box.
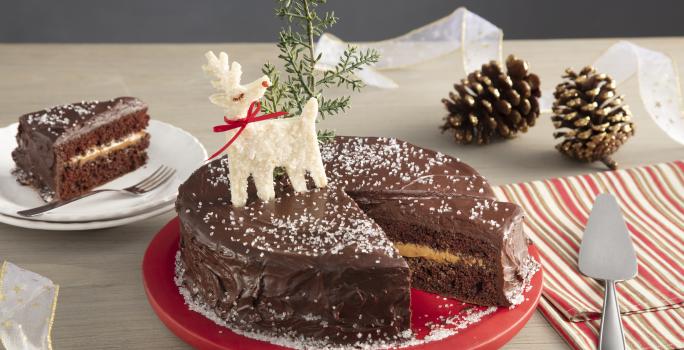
[17,165,176,217]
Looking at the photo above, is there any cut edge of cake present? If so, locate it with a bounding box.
[353,190,536,306]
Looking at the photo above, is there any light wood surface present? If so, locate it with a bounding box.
[0,37,682,349]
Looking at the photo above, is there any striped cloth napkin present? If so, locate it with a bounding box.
[493,160,684,350]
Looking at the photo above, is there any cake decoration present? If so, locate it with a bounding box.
[259,0,379,141]
[590,41,684,146]
[0,261,59,350]
[314,7,504,89]
[441,55,541,145]
[203,51,328,207]
[551,66,635,170]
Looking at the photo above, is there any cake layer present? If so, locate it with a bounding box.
[406,256,500,306]
[68,131,148,165]
[394,243,486,267]
[12,97,150,201]
[56,134,149,200]
[55,108,149,162]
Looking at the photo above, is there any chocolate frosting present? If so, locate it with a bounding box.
[176,136,531,347]
[16,97,147,144]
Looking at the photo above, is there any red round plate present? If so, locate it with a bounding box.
[143,217,543,350]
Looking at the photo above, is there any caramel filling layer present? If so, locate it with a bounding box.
[69,131,148,165]
[394,242,486,267]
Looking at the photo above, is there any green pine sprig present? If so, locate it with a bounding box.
[261,0,380,142]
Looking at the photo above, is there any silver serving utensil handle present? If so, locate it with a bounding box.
[599,280,626,350]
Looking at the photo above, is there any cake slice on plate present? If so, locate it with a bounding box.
[11,97,150,201]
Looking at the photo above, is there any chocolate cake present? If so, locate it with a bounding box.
[12,97,150,201]
[176,136,537,347]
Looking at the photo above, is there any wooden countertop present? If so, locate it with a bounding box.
[1,37,682,349]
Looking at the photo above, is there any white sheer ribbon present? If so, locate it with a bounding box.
[541,41,684,145]
[594,41,684,145]
[315,7,502,88]
[0,262,58,350]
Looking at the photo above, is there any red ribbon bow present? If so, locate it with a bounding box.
[208,101,287,160]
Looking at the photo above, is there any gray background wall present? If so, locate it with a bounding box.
[1,0,683,42]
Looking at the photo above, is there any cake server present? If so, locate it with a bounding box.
[578,193,638,350]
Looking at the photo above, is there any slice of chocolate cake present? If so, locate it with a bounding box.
[11,97,150,201]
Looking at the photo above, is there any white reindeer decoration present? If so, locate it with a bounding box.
[203,51,328,207]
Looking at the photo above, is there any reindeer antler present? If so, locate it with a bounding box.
[203,51,271,119]
[203,51,243,92]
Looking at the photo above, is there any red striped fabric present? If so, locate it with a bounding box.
[493,161,684,350]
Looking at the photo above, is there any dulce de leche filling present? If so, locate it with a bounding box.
[394,242,486,267]
[69,131,148,165]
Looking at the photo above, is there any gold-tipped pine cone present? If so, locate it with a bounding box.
[551,66,635,170]
[441,55,542,144]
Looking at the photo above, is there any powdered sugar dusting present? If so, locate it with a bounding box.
[186,171,399,258]
[18,98,142,140]
[206,157,231,187]
[414,305,498,345]
[23,100,100,136]
[321,137,459,191]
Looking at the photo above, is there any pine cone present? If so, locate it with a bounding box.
[441,55,541,144]
[551,66,635,170]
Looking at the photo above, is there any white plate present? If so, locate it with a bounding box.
[0,202,174,230]
[0,120,206,222]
